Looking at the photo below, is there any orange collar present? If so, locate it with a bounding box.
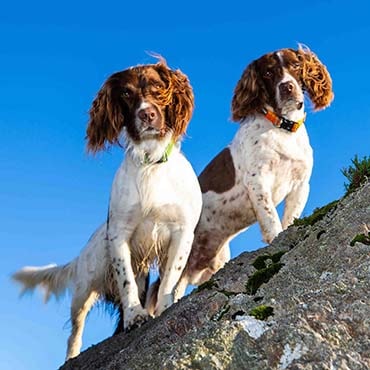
[261,108,306,133]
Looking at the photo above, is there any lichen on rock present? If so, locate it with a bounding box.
[61,181,370,370]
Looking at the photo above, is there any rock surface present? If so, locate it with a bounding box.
[61,182,370,370]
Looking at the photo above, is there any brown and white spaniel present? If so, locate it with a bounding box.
[169,46,334,300]
[12,60,202,360]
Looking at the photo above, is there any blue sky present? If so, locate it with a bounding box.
[1,0,370,369]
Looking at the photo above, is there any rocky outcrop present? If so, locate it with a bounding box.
[61,182,370,370]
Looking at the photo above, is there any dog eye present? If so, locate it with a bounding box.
[263,70,273,79]
[152,84,163,91]
[122,88,132,98]
[292,62,301,69]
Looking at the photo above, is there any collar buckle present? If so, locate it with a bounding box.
[261,108,305,133]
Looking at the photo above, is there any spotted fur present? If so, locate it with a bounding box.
[171,46,334,300]
[12,60,201,360]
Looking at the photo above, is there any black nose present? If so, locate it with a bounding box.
[279,81,295,96]
[138,107,157,122]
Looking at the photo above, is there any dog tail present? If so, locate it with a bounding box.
[12,261,76,303]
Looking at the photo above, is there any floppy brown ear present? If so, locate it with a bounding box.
[298,46,334,111]
[86,75,124,153]
[166,68,194,141]
[231,61,268,122]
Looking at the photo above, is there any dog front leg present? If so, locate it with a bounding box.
[282,182,310,229]
[155,227,194,316]
[247,180,283,244]
[109,233,149,331]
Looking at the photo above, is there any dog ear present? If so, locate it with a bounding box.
[232,61,267,122]
[298,46,334,111]
[86,75,125,153]
[166,68,194,141]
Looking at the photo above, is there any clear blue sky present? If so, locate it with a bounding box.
[1,1,369,369]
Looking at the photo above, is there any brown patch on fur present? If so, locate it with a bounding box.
[297,45,334,110]
[86,60,194,153]
[199,148,236,194]
[291,167,303,181]
[231,46,333,121]
[231,59,269,121]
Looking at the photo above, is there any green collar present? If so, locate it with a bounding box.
[143,141,175,165]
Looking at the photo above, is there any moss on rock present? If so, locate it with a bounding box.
[196,279,219,292]
[350,232,370,246]
[252,250,287,270]
[246,262,284,295]
[249,305,274,320]
[293,200,339,226]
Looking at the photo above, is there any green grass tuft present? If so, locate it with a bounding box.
[342,155,370,195]
[293,155,369,227]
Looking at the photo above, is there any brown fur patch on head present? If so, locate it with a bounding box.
[199,148,236,194]
[86,72,126,153]
[297,45,334,111]
[155,63,194,142]
[86,59,194,153]
[231,60,270,122]
[231,46,334,121]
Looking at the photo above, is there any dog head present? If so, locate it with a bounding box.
[86,59,194,153]
[232,46,334,121]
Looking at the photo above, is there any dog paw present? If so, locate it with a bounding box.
[124,316,148,332]
[124,307,149,332]
[263,228,282,244]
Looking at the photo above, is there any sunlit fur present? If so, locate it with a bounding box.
[232,46,333,121]
[166,46,334,302]
[12,60,201,361]
[87,60,194,153]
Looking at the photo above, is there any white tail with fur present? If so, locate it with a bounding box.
[12,262,76,303]
[11,224,111,360]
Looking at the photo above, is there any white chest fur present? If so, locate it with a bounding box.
[107,144,202,330]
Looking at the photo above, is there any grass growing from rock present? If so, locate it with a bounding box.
[342,155,370,195]
[294,155,370,227]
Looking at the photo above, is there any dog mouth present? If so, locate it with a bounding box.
[139,124,166,139]
[275,98,304,118]
[281,97,303,110]
[141,126,158,132]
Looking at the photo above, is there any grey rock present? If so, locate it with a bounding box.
[61,182,370,370]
